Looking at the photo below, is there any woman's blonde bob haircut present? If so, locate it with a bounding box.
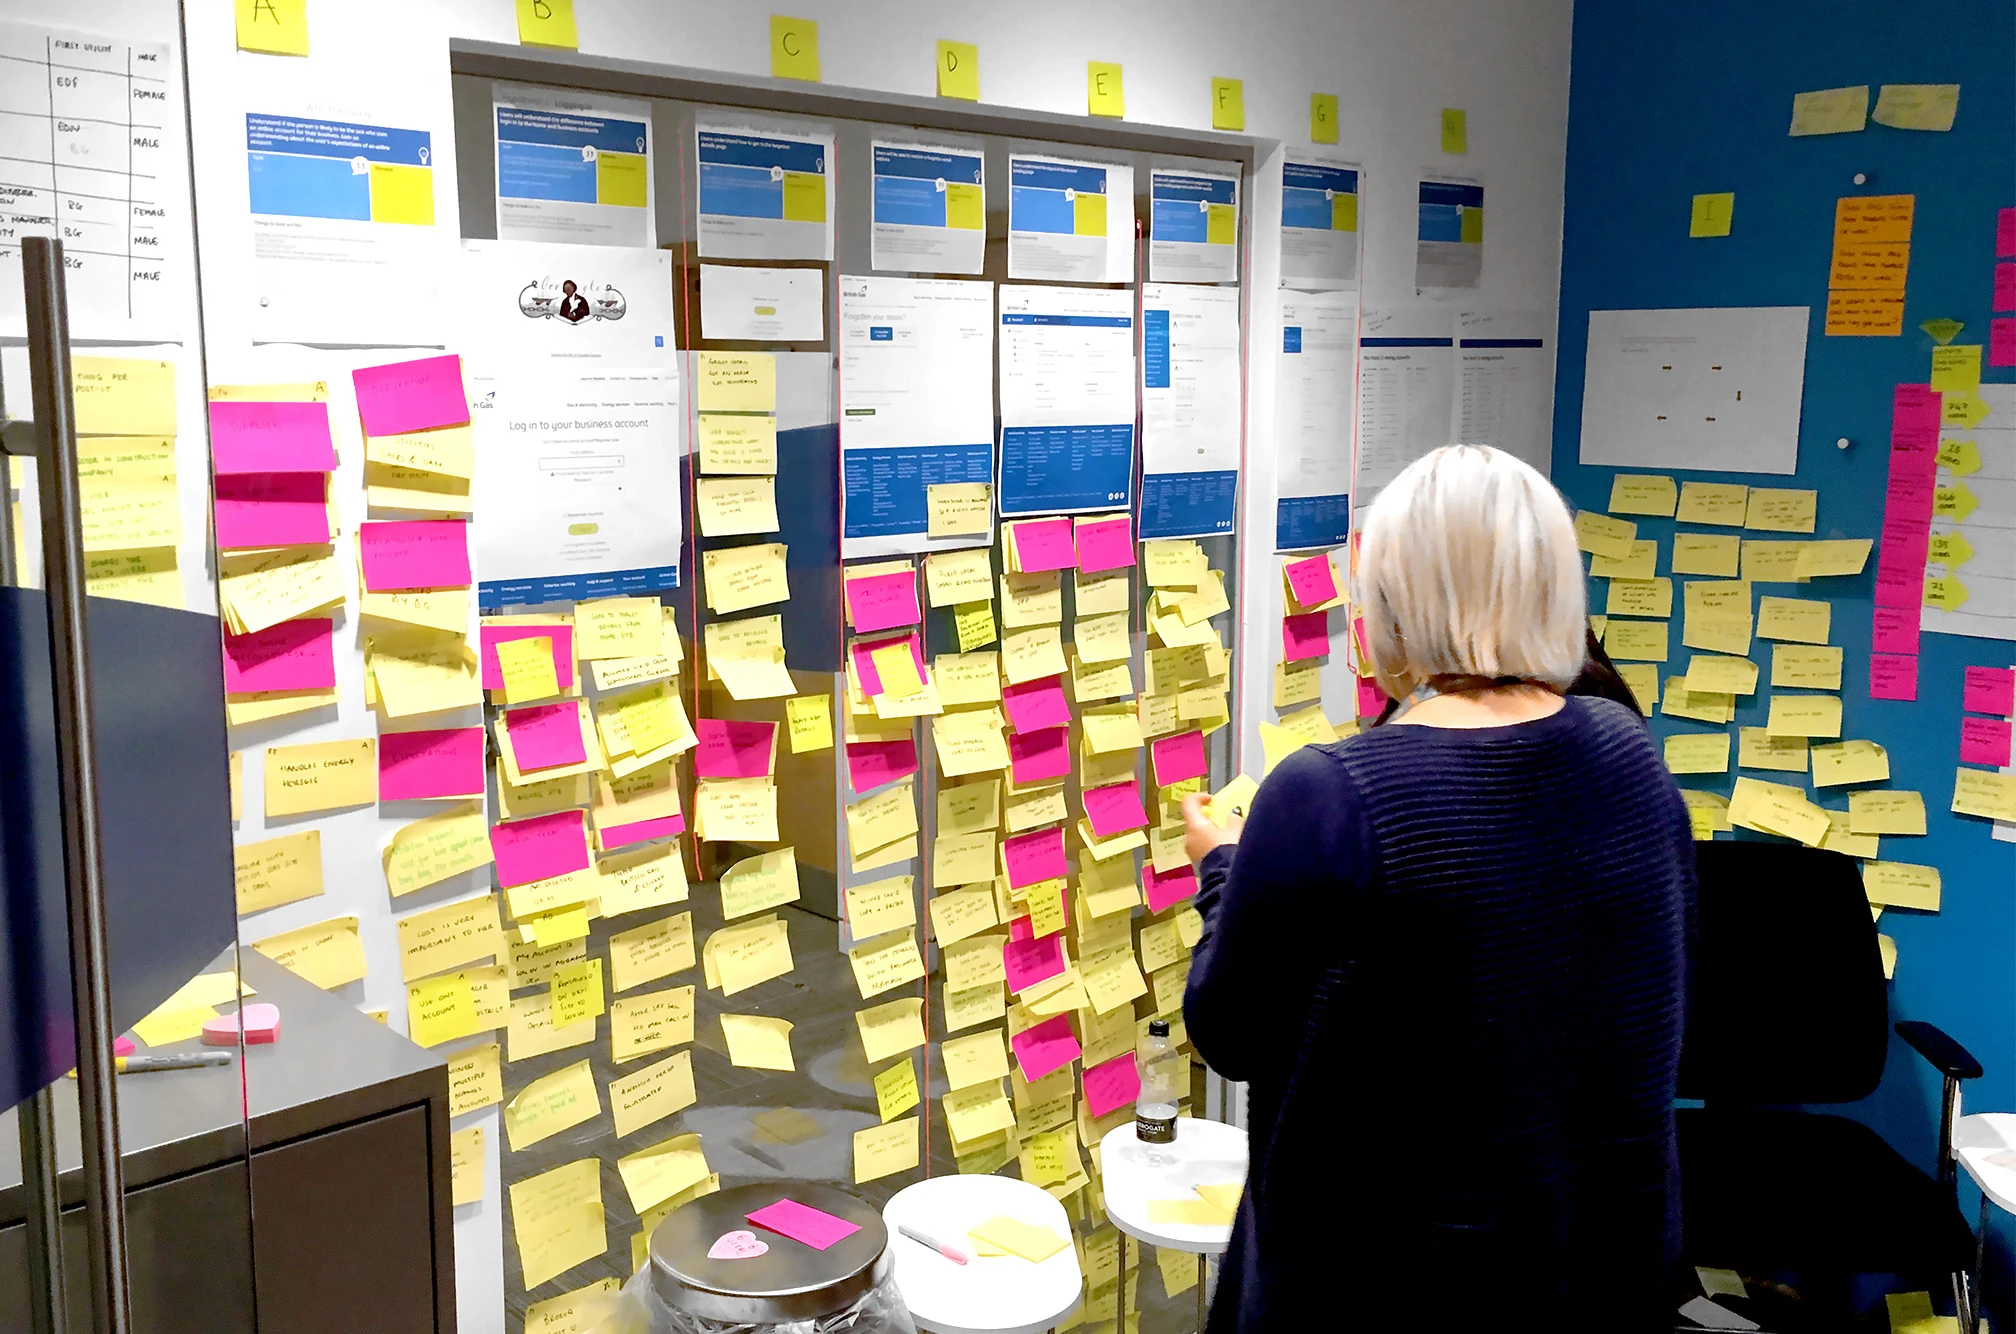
[1354,444,1588,700]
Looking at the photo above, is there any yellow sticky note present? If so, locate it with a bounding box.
[1676,482,1749,526]
[857,996,927,1065]
[617,1132,710,1214]
[253,916,367,989]
[1147,1198,1234,1226]
[1664,733,1731,775]
[1602,619,1669,662]
[1211,78,1245,131]
[577,599,663,661]
[696,477,780,537]
[1311,93,1339,144]
[264,737,376,817]
[1929,345,1982,393]
[1862,862,1940,911]
[450,1125,484,1206]
[505,1058,602,1150]
[697,352,778,414]
[1608,474,1678,517]
[770,15,820,81]
[786,694,833,753]
[969,1215,1070,1262]
[874,1057,921,1122]
[1739,727,1808,774]
[1772,645,1843,691]
[1440,108,1468,154]
[1574,511,1638,559]
[1743,488,1818,534]
[383,803,494,897]
[855,1118,920,1184]
[496,635,561,704]
[1848,789,1926,836]
[516,0,577,49]
[1756,596,1831,645]
[1795,540,1872,579]
[927,482,991,537]
[1672,533,1742,578]
[235,0,308,55]
[1872,84,1959,132]
[551,958,606,1027]
[1790,86,1869,135]
[71,358,175,436]
[235,829,324,914]
[1685,655,1757,696]
[1811,739,1889,787]
[610,1050,697,1139]
[936,40,979,100]
[1952,768,2016,823]
[510,1158,606,1289]
[1088,62,1125,118]
[1207,773,1259,825]
[1766,693,1842,739]
[1690,192,1734,238]
[721,1013,795,1070]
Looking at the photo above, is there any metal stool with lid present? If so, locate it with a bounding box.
[645,1182,912,1331]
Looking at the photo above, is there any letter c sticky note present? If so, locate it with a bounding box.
[770,15,821,82]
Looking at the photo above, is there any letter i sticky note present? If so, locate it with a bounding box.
[1691,193,1734,238]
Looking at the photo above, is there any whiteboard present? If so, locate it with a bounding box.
[1578,306,1809,474]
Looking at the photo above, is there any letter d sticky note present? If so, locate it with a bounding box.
[937,40,978,101]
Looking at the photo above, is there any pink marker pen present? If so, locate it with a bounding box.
[897,1224,970,1264]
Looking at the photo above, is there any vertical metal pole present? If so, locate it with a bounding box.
[22,235,133,1334]
[0,385,67,1334]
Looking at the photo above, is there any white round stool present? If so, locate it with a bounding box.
[882,1174,1083,1334]
[1099,1117,1250,1332]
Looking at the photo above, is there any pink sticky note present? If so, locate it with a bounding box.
[1992,318,2016,369]
[202,1003,280,1047]
[1873,563,1925,611]
[505,702,587,771]
[222,618,334,694]
[850,632,925,697]
[490,810,590,888]
[378,726,484,800]
[1886,473,1936,520]
[695,719,777,779]
[1074,516,1135,573]
[708,1230,768,1260]
[1002,675,1071,734]
[359,520,471,592]
[1960,717,2013,768]
[207,400,337,474]
[2000,208,2016,257]
[1007,726,1072,786]
[1870,608,1921,658]
[1963,667,2016,717]
[1893,382,1943,428]
[1011,1013,1082,1083]
[1003,928,1066,993]
[1013,517,1078,573]
[601,812,686,851]
[1002,825,1068,890]
[479,624,575,691]
[1082,1051,1141,1118]
[845,570,920,633]
[746,1199,861,1252]
[1282,610,1330,663]
[1284,554,1338,608]
[1142,860,1197,912]
[1995,263,2016,313]
[1357,675,1389,720]
[1082,781,1149,839]
[1150,730,1207,787]
[1869,652,1919,702]
[845,738,919,792]
[214,473,331,548]
[351,355,469,437]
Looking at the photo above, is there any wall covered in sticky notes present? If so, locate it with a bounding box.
[1554,0,2014,1303]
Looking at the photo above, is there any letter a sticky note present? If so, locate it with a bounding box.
[516,0,578,49]
[235,0,309,56]
[1088,62,1125,118]
[771,15,821,82]
[937,41,979,101]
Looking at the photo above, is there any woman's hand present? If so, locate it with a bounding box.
[1181,792,1242,863]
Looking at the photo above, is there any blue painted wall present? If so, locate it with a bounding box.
[1554,0,2016,1312]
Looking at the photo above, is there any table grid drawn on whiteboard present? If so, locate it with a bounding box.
[0,22,172,333]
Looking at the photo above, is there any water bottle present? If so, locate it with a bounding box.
[1135,1019,1181,1163]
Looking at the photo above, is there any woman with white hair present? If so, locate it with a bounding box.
[1180,445,1693,1332]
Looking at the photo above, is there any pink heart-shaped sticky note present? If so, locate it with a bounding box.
[202,1003,280,1046]
[708,1230,768,1260]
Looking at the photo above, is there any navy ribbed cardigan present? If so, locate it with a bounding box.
[1184,697,1695,1331]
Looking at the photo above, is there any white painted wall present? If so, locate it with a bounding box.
[2,0,1572,1328]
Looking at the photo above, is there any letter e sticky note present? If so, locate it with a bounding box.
[1088,62,1125,118]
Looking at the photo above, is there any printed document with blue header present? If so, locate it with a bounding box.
[1280,158,1361,288]
[243,66,444,344]
[1150,166,1240,284]
[1140,283,1242,538]
[871,140,986,275]
[1276,289,1359,550]
[1007,155,1135,283]
[1355,307,1455,521]
[998,285,1136,515]
[1456,311,1551,474]
[1416,177,1484,289]
[493,84,653,248]
[839,276,996,557]
[695,115,835,261]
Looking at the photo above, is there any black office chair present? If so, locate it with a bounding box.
[1676,842,1984,1333]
